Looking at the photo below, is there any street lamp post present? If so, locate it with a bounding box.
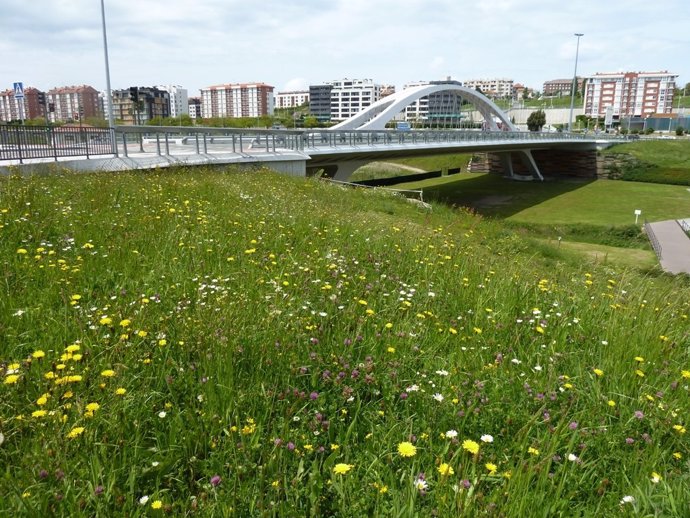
[568,33,584,133]
[100,0,117,156]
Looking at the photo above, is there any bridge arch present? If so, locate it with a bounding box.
[330,84,517,132]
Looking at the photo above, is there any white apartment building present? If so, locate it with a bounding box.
[157,85,188,117]
[584,71,677,118]
[275,90,309,109]
[402,79,464,126]
[462,78,514,99]
[200,83,274,118]
[328,79,382,121]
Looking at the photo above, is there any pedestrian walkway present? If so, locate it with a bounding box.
[645,220,690,275]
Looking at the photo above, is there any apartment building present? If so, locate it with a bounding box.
[543,78,584,96]
[157,85,188,117]
[200,83,274,118]
[462,78,514,99]
[584,71,677,118]
[188,97,202,119]
[402,79,464,126]
[46,85,102,123]
[275,90,309,109]
[327,79,382,121]
[0,87,44,121]
[112,86,170,124]
[309,84,333,121]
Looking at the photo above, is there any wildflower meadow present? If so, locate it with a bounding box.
[1,166,689,516]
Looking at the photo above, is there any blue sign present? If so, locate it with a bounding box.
[13,82,24,99]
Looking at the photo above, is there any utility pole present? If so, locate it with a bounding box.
[568,33,584,132]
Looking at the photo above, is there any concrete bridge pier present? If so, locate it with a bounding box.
[330,160,370,182]
[497,150,544,181]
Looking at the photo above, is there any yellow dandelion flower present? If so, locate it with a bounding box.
[438,463,454,476]
[528,447,540,456]
[119,319,131,327]
[593,368,604,377]
[462,439,480,455]
[32,410,47,418]
[151,500,162,509]
[387,347,395,353]
[635,369,645,378]
[333,463,354,475]
[17,248,28,254]
[66,426,85,439]
[485,462,498,474]
[681,370,690,379]
[99,317,112,326]
[673,452,682,460]
[535,326,545,334]
[36,394,49,406]
[100,369,115,377]
[397,441,417,457]
[4,374,20,385]
[607,400,616,407]
[672,425,686,434]
[32,350,45,359]
[86,402,100,412]
[115,387,127,395]
[634,356,644,363]
[66,344,80,353]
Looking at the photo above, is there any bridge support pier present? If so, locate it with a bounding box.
[331,160,370,182]
[497,151,543,181]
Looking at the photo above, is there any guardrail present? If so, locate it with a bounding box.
[2,125,626,163]
[0,125,115,163]
[644,221,663,259]
[678,219,690,236]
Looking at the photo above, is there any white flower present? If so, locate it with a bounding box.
[567,453,579,462]
[406,384,420,392]
[151,461,160,467]
[139,495,149,505]
[480,434,494,443]
[511,358,522,365]
[158,411,166,418]
[435,369,449,376]
[445,429,458,439]
[620,495,635,504]
[413,477,428,491]
[432,393,444,402]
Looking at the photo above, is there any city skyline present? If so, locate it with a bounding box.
[1,0,688,96]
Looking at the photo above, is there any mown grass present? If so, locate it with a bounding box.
[602,141,690,185]
[1,166,689,517]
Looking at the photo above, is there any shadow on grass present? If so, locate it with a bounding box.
[411,173,596,219]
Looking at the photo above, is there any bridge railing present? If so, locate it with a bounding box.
[2,125,627,163]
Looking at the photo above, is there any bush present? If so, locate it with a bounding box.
[644,127,655,134]
[675,126,685,136]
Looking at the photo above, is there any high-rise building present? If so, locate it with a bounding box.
[157,85,188,117]
[584,71,677,118]
[327,79,382,121]
[462,78,514,99]
[46,85,102,123]
[200,83,274,118]
[309,84,333,121]
[275,90,309,109]
[0,87,44,121]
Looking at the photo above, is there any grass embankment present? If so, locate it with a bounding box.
[1,168,689,517]
[351,153,472,182]
[602,141,690,185]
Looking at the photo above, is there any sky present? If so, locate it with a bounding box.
[1,0,688,96]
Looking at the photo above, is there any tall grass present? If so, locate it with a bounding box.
[1,167,689,516]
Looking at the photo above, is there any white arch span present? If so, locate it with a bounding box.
[330,83,516,132]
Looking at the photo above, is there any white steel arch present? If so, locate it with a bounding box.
[330,83,516,131]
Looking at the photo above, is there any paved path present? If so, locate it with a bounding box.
[646,220,690,275]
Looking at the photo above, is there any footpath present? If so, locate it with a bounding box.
[646,219,690,275]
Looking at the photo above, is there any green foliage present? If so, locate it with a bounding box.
[602,141,690,185]
[1,168,689,516]
[526,110,546,131]
[675,126,685,136]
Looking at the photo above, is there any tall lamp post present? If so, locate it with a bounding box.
[568,33,584,133]
[100,0,117,156]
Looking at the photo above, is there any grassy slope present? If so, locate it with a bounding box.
[1,168,689,516]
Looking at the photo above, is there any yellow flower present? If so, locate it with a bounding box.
[99,317,112,326]
[387,347,395,353]
[650,472,662,483]
[119,319,131,327]
[100,369,115,378]
[607,400,616,407]
[32,410,47,418]
[4,374,20,385]
[151,500,162,509]
[70,294,82,301]
[634,356,644,363]
[397,441,417,457]
[66,427,85,439]
[485,462,498,474]
[36,394,49,406]
[17,248,28,254]
[66,344,80,353]
[681,370,690,379]
[333,463,354,475]
[462,439,480,455]
[635,369,645,378]
[115,387,127,395]
[528,447,540,456]
[535,326,544,334]
[673,452,682,460]
[32,350,46,359]
[593,368,604,377]
[438,463,454,476]
[672,425,686,434]
[86,402,100,412]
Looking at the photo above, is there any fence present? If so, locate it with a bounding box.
[644,221,663,259]
[0,125,115,163]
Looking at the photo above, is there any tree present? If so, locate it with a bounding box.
[526,109,546,131]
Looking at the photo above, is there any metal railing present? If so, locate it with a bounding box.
[644,221,663,259]
[2,124,618,163]
[0,125,115,163]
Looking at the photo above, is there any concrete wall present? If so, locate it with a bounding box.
[469,149,598,178]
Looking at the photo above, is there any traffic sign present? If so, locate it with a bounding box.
[13,82,24,99]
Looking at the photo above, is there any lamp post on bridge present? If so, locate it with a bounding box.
[568,33,584,133]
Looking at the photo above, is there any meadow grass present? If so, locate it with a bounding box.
[1,166,689,517]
